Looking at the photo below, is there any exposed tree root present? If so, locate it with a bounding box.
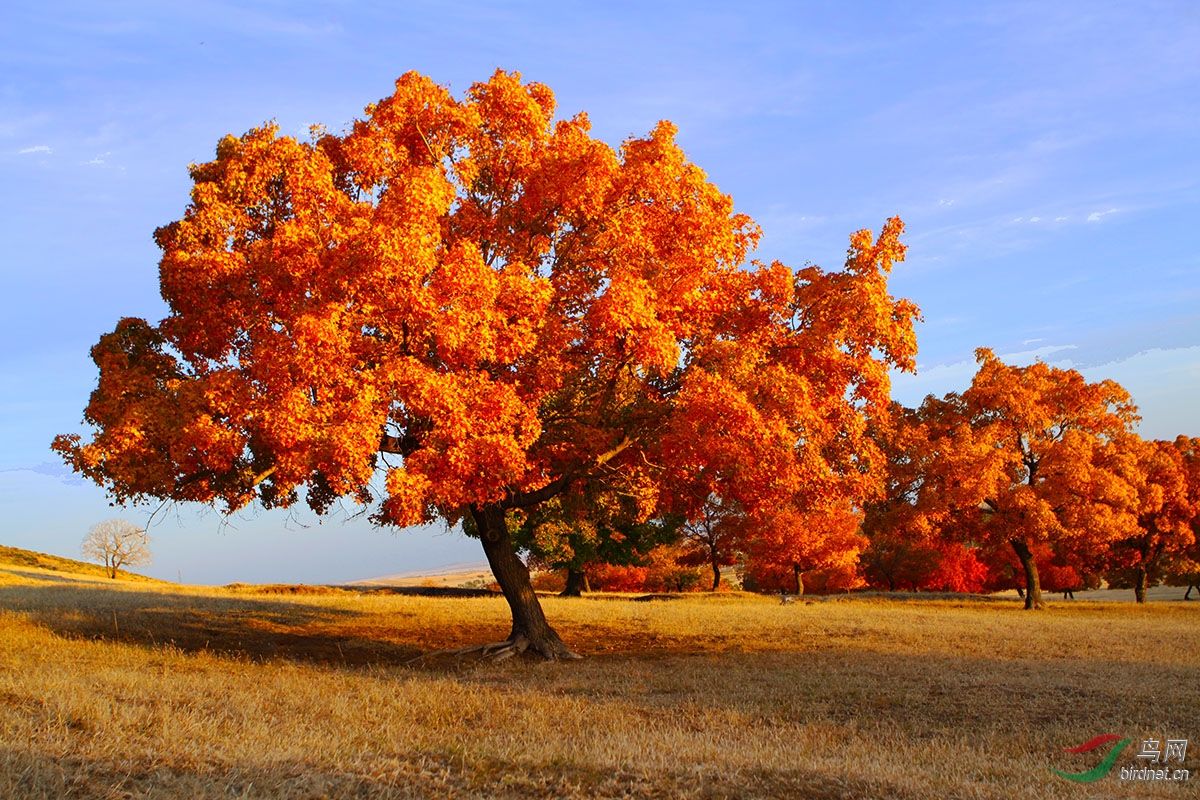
[407,634,581,665]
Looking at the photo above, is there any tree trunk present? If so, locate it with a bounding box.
[793,564,805,596]
[560,568,586,597]
[1186,582,1196,601]
[471,505,576,660]
[1134,567,1147,604]
[710,547,721,591]
[1009,539,1044,610]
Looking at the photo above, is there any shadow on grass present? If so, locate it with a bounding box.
[0,745,927,800]
[0,573,432,667]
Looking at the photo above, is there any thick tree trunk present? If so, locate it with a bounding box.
[471,505,577,660]
[793,564,805,596]
[1010,539,1044,610]
[1134,567,1148,604]
[561,568,586,597]
[710,548,721,591]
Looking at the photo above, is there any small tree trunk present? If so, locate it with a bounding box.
[560,568,586,597]
[472,505,576,660]
[710,547,721,591]
[1185,582,1196,601]
[793,564,805,596]
[1134,567,1147,604]
[1010,539,1044,610]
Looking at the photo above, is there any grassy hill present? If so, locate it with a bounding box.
[0,543,157,582]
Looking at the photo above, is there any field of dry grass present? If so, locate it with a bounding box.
[0,558,1196,799]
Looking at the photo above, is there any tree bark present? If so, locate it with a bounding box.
[560,568,586,597]
[471,505,577,660]
[710,548,721,591]
[1009,539,1044,609]
[1134,567,1147,604]
[793,564,805,596]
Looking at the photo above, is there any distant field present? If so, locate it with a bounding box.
[0,557,1196,799]
[353,562,495,589]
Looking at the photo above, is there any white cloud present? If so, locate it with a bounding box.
[84,152,111,166]
[1029,216,1041,223]
[17,145,51,155]
[1055,216,1068,222]
[1087,207,1118,223]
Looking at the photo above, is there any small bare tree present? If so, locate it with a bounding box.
[81,519,151,579]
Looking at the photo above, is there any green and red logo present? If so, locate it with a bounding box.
[1052,734,1132,783]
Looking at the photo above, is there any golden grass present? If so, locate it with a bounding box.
[0,561,1196,799]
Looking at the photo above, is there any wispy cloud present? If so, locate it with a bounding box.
[17,144,51,155]
[1086,207,1119,223]
[84,151,111,166]
[0,462,84,486]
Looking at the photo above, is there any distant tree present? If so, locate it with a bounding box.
[639,543,707,592]
[1105,436,1198,602]
[915,349,1138,609]
[1163,553,1200,600]
[742,505,867,596]
[1163,436,1200,599]
[675,494,741,591]
[81,519,151,579]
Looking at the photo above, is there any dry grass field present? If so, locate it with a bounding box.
[0,555,1196,799]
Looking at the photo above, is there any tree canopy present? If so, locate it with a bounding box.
[54,70,919,658]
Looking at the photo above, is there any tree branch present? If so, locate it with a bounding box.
[502,434,636,510]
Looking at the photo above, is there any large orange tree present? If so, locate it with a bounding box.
[917,350,1138,609]
[54,70,918,658]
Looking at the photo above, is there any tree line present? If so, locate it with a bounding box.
[523,348,1198,609]
[52,69,1194,659]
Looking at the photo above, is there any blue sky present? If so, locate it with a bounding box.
[1,1,1197,583]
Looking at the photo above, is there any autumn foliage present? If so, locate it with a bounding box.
[54,70,920,657]
[53,68,1198,649]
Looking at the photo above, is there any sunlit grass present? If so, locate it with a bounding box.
[0,560,1196,798]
